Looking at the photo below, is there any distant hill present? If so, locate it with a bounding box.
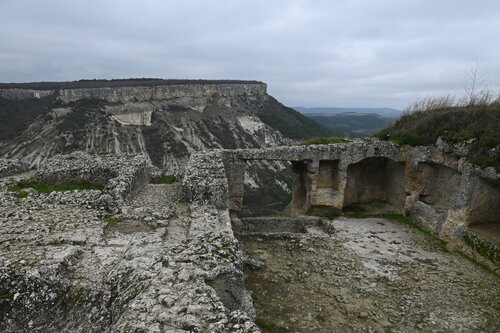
[294,106,403,117]
[305,112,397,137]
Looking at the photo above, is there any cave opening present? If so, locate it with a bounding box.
[306,159,342,216]
[343,157,406,213]
[467,178,500,245]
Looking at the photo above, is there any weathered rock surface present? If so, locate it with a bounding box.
[0,80,330,212]
[2,136,499,332]
[184,138,499,270]
[0,153,259,332]
[0,158,28,178]
[21,151,153,209]
[239,217,499,332]
[0,81,328,172]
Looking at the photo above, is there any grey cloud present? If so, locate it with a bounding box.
[1,0,499,109]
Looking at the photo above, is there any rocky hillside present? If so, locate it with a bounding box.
[374,103,500,171]
[0,79,332,171]
[306,112,397,137]
[0,79,333,214]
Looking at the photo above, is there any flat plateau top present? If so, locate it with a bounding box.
[0,79,264,90]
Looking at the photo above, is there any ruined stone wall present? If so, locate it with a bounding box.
[30,151,153,209]
[181,138,499,269]
[180,150,229,209]
[0,151,259,332]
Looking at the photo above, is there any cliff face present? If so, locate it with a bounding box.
[0,81,331,172]
[0,80,332,210]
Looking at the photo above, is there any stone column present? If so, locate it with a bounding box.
[222,154,246,217]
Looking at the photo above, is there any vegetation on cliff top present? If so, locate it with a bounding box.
[0,78,264,90]
[375,97,500,171]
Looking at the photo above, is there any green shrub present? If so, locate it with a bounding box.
[316,314,327,322]
[374,103,500,171]
[56,98,108,151]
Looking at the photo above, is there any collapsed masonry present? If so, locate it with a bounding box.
[182,138,499,270]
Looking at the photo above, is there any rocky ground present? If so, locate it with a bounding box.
[2,149,499,333]
[0,172,258,332]
[239,217,499,333]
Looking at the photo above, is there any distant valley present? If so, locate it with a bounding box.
[294,106,402,137]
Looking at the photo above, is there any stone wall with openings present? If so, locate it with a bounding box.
[181,138,499,269]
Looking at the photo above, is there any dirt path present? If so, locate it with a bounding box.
[239,217,499,333]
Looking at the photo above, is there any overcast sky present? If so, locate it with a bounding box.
[1,0,499,109]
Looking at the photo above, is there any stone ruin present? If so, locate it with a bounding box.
[183,138,499,269]
[0,138,499,332]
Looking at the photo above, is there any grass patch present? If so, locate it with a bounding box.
[300,137,348,145]
[98,151,111,155]
[468,153,500,172]
[326,212,341,220]
[105,216,126,226]
[14,191,29,199]
[0,294,13,300]
[8,182,104,193]
[316,314,327,322]
[150,174,176,184]
[387,135,426,146]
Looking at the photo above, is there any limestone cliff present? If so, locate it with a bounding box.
[0,80,332,173]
